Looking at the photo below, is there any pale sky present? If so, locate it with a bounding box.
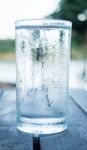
[0,0,60,39]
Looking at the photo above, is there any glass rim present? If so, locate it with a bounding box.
[15,19,72,28]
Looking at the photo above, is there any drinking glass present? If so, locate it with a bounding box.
[15,19,72,136]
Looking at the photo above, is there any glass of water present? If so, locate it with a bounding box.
[15,19,72,136]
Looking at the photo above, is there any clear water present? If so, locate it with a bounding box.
[16,26,71,136]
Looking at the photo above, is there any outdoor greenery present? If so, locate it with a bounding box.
[50,0,87,33]
[0,40,15,60]
[48,0,87,60]
[0,39,15,52]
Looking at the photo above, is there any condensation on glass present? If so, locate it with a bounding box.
[15,19,72,136]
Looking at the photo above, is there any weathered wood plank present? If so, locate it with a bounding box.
[0,89,87,150]
[0,89,33,150]
[0,89,16,126]
[40,96,87,150]
[70,89,87,114]
[0,127,33,150]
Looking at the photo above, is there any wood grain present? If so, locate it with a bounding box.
[70,89,87,114]
[0,89,87,150]
[40,97,87,150]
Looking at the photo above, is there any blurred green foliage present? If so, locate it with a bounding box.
[49,0,87,34]
[0,40,15,60]
[0,39,15,52]
[48,0,87,60]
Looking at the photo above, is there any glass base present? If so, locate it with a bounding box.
[17,116,67,137]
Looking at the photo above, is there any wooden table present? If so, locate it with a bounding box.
[0,88,87,150]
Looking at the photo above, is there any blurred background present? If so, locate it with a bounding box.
[0,0,87,90]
